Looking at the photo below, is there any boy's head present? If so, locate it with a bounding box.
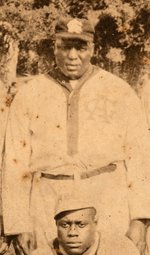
[54,194,98,255]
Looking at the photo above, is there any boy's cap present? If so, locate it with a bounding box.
[54,192,97,220]
[55,16,94,42]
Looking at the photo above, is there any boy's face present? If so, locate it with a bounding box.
[56,208,97,255]
[54,38,94,80]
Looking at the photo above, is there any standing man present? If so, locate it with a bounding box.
[3,16,150,254]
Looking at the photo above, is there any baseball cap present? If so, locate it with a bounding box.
[54,191,97,220]
[55,16,94,42]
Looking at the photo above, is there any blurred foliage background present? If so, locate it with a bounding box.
[0,0,150,89]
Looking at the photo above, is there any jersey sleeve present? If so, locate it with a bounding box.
[124,89,150,220]
[3,84,34,234]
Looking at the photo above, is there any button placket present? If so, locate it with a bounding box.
[67,90,79,156]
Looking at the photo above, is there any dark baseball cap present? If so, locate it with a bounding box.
[55,16,94,42]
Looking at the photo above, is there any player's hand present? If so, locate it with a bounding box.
[13,232,36,255]
[0,237,9,255]
[127,220,146,254]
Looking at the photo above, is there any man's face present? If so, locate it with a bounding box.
[56,208,97,255]
[54,38,94,80]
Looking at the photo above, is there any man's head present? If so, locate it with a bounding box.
[54,195,97,255]
[54,17,94,80]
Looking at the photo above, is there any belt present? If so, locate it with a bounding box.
[41,163,116,180]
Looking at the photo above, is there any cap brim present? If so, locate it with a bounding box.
[54,206,96,220]
[56,32,93,42]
